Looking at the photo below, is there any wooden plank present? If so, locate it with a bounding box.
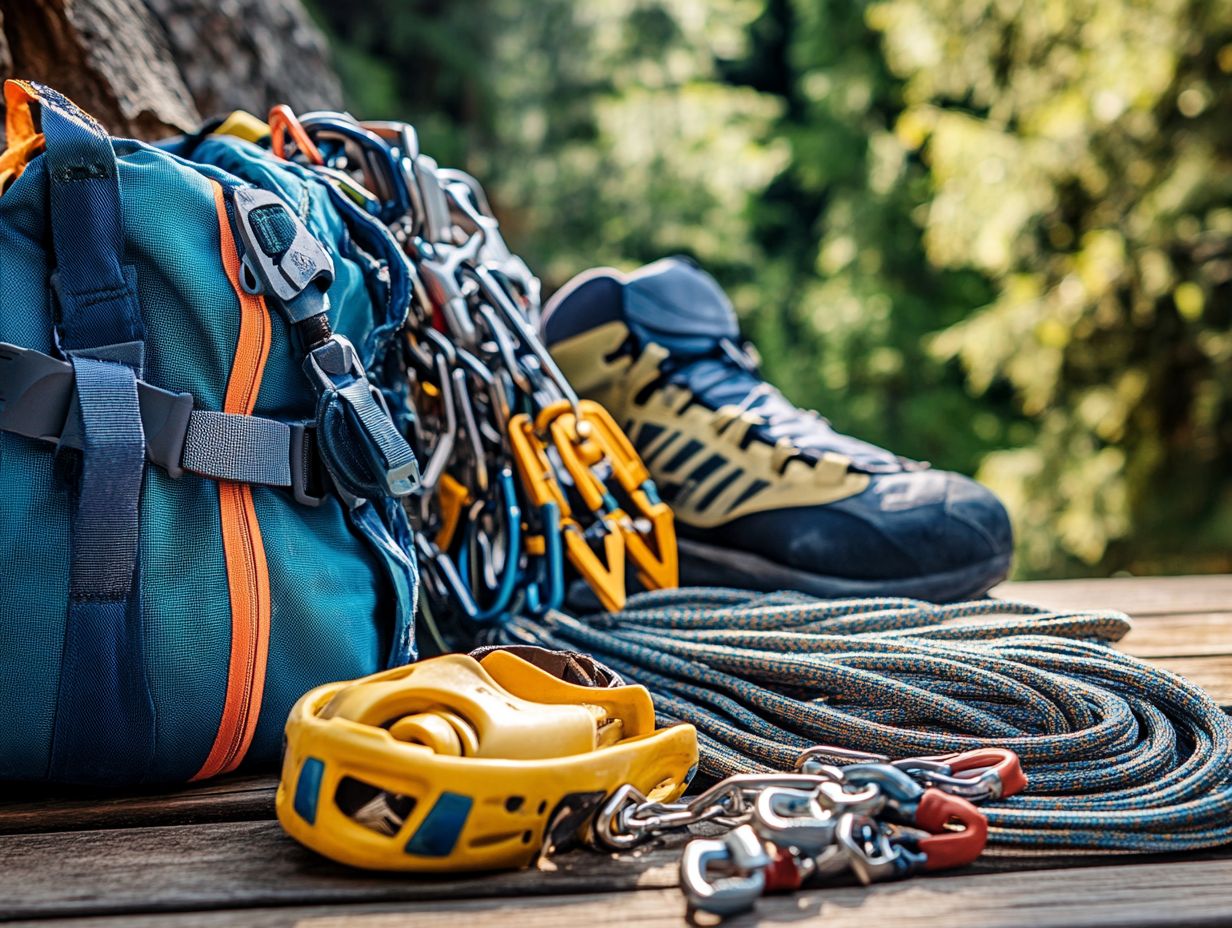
[1148,656,1232,704]
[1116,612,1232,659]
[995,574,1232,617]
[4,815,1229,921]
[0,819,680,920]
[15,855,1232,928]
[0,776,276,836]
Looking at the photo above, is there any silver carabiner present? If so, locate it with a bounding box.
[680,825,771,918]
[814,778,886,817]
[835,813,907,886]
[751,787,838,856]
[416,233,484,345]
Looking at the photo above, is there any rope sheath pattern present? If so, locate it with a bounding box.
[493,588,1232,853]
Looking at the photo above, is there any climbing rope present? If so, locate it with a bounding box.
[492,588,1232,854]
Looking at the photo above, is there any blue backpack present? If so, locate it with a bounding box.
[0,81,419,785]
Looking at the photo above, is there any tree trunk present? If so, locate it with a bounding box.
[0,0,341,146]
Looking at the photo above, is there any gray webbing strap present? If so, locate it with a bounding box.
[0,341,308,493]
[181,410,291,486]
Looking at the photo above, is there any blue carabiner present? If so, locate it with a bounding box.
[456,468,521,624]
[524,500,564,615]
[297,114,411,223]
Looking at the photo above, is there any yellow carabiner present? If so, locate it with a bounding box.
[433,473,472,551]
[508,412,627,612]
[537,400,678,594]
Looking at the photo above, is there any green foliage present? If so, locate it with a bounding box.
[311,0,1232,578]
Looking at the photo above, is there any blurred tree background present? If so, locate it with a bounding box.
[306,0,1232,579]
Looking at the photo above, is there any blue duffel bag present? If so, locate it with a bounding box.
[0,80,418,785]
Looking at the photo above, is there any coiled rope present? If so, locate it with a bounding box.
[491,588,1232,854]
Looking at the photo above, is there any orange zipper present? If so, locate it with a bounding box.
[192,180,274,780]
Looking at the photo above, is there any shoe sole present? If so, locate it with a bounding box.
[677,537,1013,603]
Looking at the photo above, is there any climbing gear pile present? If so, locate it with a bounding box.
[274,641,1015,911]
[259,107,679,634]
[0,81,418,785]
[277,647,697,871]
[256,102,1232,889]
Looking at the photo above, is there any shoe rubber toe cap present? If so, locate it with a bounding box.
[697,469,1013,583]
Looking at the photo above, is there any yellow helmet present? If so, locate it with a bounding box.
[276,648,697,872]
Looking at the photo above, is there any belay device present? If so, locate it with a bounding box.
[276,649,698,872]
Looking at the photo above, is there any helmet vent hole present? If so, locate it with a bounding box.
[334,775,417,837]
[505,796,524,812]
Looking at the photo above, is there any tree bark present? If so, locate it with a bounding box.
[143,0,342,120]
[0,0,341,146]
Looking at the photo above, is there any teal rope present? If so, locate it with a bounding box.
[494,588,1232,854]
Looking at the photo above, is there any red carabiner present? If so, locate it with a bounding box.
[946,748,1028,798]
[912,789,989,871]
[935,748,1028,800]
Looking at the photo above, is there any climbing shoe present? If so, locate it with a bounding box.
[541,257,1013,602]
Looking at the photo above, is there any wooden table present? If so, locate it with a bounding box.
[4,575,1231,927]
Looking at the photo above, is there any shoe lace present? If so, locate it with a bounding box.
[661,339,911,473]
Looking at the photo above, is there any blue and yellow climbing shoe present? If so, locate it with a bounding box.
[542,257,1013,602]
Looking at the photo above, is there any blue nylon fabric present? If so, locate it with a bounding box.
[0,156,70,779]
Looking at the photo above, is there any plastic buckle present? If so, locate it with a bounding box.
[0,342,194,478]
[288,422,327,507]
[231,186,334,324]
[305,334,420,499]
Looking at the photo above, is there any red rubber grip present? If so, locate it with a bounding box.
[915,789,989,870]
[762,845,804,893]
